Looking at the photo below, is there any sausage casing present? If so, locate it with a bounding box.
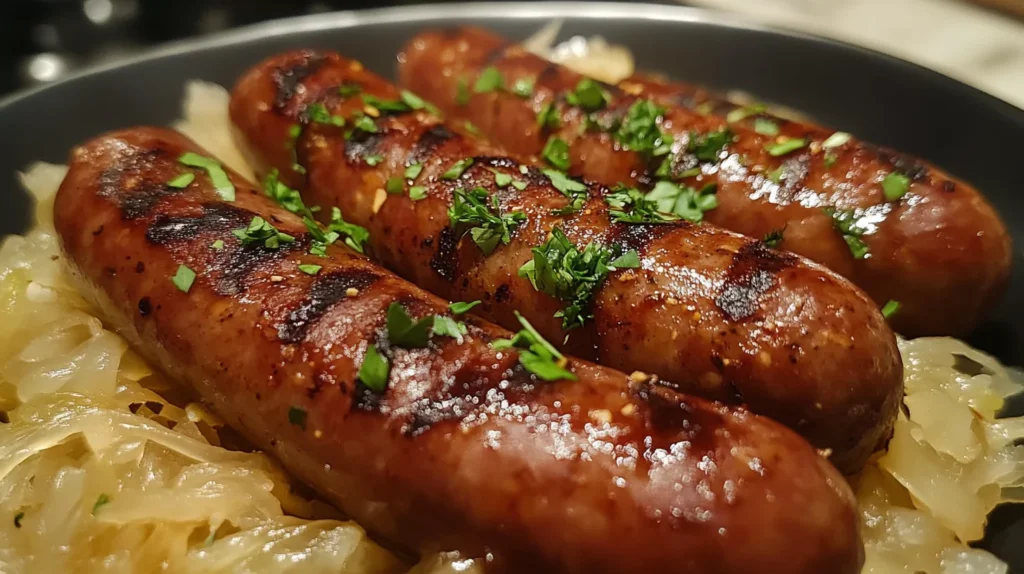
[229,50,902,473]
[54,126,863,574]
[397,27,1012,337]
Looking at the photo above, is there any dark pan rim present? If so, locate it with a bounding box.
[1,1,1022,125]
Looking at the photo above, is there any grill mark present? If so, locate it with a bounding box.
[343,129,388,164]
[715,241,796,321]
[494,283,511,303]
[146,203,252,244]
[408,125,455,164]
[430,226,459,281]
[605,222,676,256]
[215,241,301,296]
[98,148,183,220]
[277,269,381,343]
[273,53,325,109]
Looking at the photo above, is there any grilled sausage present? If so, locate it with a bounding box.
[54,126,863,574]
[229,50,902,473]
[397,27,1012,337]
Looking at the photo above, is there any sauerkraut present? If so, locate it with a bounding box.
[0,70,1020,573]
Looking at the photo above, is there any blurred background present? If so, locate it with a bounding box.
[1,0,1022,108]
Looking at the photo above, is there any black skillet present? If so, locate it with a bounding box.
[0,2,1020,569]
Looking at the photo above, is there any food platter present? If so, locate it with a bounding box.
[0,2,1022,571]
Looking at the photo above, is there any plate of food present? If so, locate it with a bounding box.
[0,2,1021,573]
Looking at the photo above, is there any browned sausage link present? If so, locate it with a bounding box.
[397,27,1013,337]
[55,127,862,574]
[230,50,902,473]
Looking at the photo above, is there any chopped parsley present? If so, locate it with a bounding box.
[350,114,378,135]
[824,207,870,259]
[518,228,640,330]
[326,207,370,253]
[171,265,196,293]
[473,66,504,93]
[489,168,513,188]
[536,101,560,129]
[614,99,672,158]
[288,406,307,430]
[13,512,23,528]
[688,129,732,162]
[178,152,235,201]
[605,185,677,224]
[233,216,296,249]
[881,299,901,319]
[542,136,571,171]
[442,157,474,180]
[263,169,306,214]
[455,77,470,106]
[822,131,852,149]
[92,493,110,515]
[357,344,389,392]
[211,239,224,250]
[753,118,779,137]
[542,169,588,216]
[512,77,535,97]
[463,121,482,136]
[823,153,839,168]
[364,154,384,167]
[409,186,427,201]
[167,172,195,188]
[766,165,785,183]
[304,103,345,127]
[564,78,610,111]
[385,177,405,195]
[298,264,322,275]
[338,82,362,98]
[399,89,439,114]
[387,302,434,348]
[881,172,910,202]
[432,316,468,341]
[492,311,576,381]
[449,300,481,314]
[511,179,528,191]
[448,187,526,254]
[762,226,786,247]
[645,180,718,223]
[404,163,424,180]
[725,103,766,123]
[765,138,807,157]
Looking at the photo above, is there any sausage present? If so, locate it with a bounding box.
[54,126,863,574]
[397,27,1012,337]
[229,50,902,473]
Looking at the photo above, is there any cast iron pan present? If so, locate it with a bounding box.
[0,2,1021,569]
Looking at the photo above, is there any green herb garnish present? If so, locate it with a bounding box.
[233,216,296,249]
[449,300,481,314]
[645,180,718,222]
[881,172,910,202]
[753,118,779,136]
[725,103,766,123]
[881,300,901,319]
[363,154,384,167]
[763,226,786,247]
[614,99,673,158]
[263,169,306,214]
[211,239,224,250]
[357,344,389,392]
[688,128,732,162]
[490,169,513,188]
[288,406,307,430]
[605,185,677,224]
[432,316,468,340]
[542,136,571,171]
[442,157,474,180]
[542,169,588,215]
[491,311,576,381]
[448,187,526,254]
[387,302,434,348]
[304,103,345,127]
[171,265,196,293]
[385,177,405,195]
[518,228,639,330]
[765,138,807,157]
[178,152,235,201]
[536,101,560,129]
[823,152,838,168]
[298,264,322,275]
[474,66,504,93]
[405,163,424,180]
[512,77,535,97]
[92,494,110,515]
[326,207,370,254]
[167,173,195,188]
[409,186,427,201]
[822,131,852,149]
[565,78,610,111]
[455,77,470,106]
[824,207,870,259]
[338,82,362,98]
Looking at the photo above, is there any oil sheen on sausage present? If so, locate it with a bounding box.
[54,126,862,574]
[397,27,1012,338]
[229,50,902,473]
